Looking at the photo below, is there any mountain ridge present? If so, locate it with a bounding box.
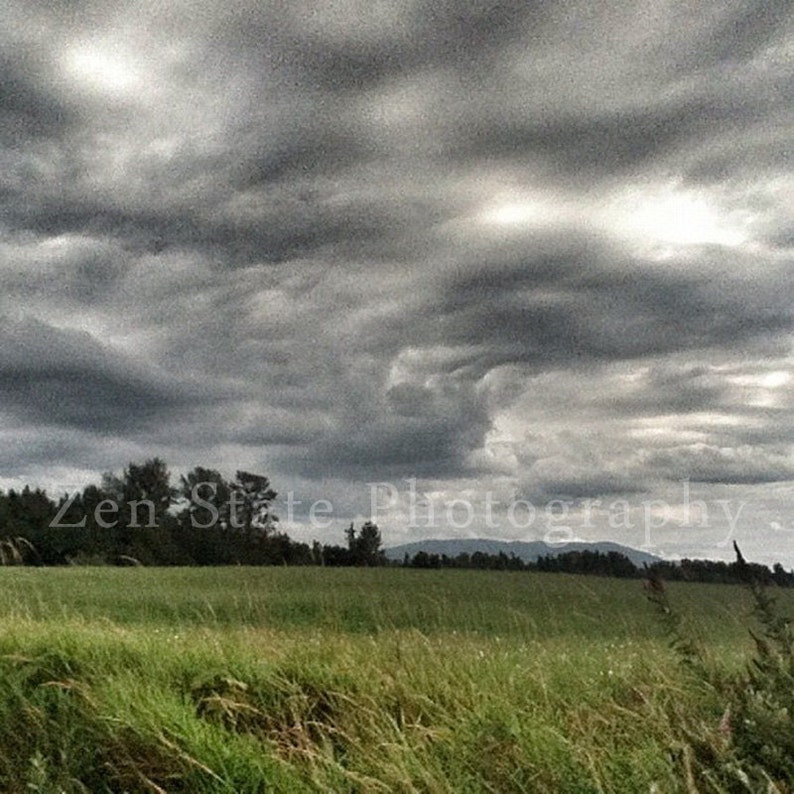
[384,538,662,568]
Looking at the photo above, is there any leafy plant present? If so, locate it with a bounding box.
[646,543,794,792]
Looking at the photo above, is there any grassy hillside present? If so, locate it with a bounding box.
[0,567,788,792]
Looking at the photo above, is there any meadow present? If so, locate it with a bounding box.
[0,566,788,792]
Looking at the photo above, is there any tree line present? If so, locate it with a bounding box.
[0,456,792,585]
[401,547,794,586]
[0,458,383,567]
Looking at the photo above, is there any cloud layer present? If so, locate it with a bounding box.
[1,0,793,562]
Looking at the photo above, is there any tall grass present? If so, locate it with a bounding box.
[0,567,786,791]
[645,550,794,792]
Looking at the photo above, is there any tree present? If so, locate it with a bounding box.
[179,467,232,530]
[173,467,234,564]
[174,469,280,564]
[346,521,385,566]
[230,471,278,539]
[101,458,179,563]
[1,487,56,564]
[102,458,176,529]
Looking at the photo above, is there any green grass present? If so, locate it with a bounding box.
[0,567,786,792]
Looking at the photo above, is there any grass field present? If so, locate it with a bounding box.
[0,567,788,792]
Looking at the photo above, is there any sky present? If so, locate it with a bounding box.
[1,1,793,564]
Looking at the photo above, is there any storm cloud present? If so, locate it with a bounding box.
[1,0,792,562]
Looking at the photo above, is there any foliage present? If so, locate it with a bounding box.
[229,470,278,538]
[345,520,385,566]
[644,542,794,791]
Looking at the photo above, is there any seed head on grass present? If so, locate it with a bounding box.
[643,569,669,613]
[642,567,703,672]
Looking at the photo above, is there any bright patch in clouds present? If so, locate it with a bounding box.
[484,202,544,225]
[759,371,791,389]
[608,185,752,248]
[478,189,568,229]
[63,44,145,97]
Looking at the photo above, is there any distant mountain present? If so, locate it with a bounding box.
[384,538,662,568]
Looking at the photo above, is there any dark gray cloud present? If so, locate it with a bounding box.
[644,443,794,485]
[0,54,73,143]
[0,316,223,431]
[519,472,648,504]
[0,0,792,561]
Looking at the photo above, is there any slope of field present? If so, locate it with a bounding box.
[0,567,782,792]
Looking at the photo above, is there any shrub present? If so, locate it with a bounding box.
[645,544,794,792]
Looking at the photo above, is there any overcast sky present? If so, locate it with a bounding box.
[2,1,793,563]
